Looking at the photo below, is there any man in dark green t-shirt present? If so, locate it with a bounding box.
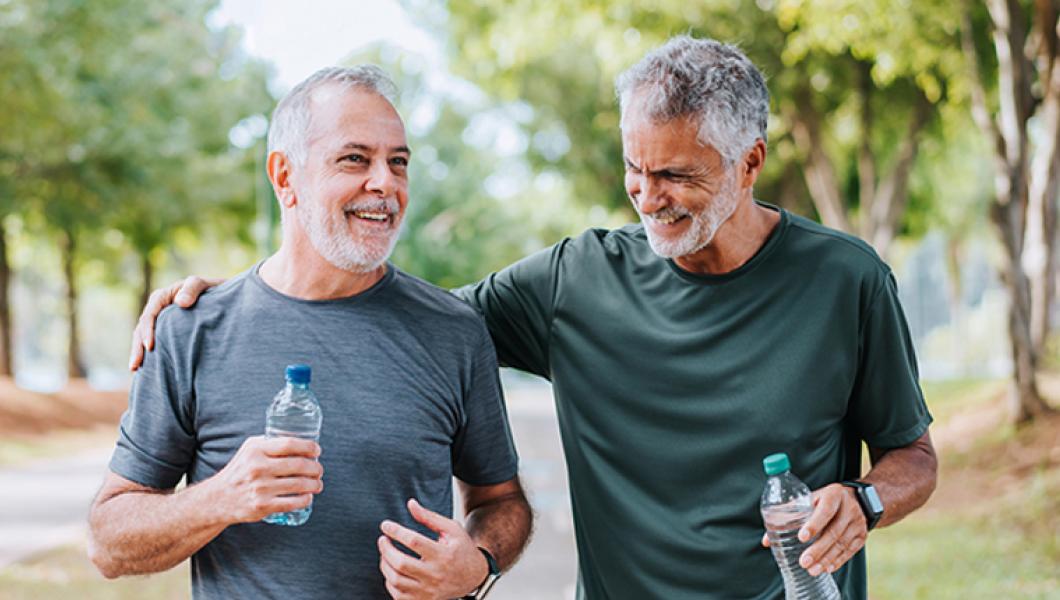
[130,37,936,599]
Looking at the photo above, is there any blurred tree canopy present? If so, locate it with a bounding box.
[0,0,271,377]
[432,0,972,258]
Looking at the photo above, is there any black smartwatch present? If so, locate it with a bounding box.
[462,547,501,600]
[841,480,884,531]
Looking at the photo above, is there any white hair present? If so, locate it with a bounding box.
[616,36,770,164]
[266,65,398,167]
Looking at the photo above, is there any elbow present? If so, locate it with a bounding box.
[87,540,123,579]
[87,513,127,580]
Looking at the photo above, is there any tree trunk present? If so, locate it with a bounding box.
[993,201,1052,424]
[866,91,934,258]
[964,0,1057,424]
[0,217,12,377]
[789,88,853,233]
[60,227,85,380]
[139,249,153,323]
[1025,12,1060,357]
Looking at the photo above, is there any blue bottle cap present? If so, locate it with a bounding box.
[285,364,311,385]
[762,453,790,476]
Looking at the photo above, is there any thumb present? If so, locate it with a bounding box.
[407,498,457,536]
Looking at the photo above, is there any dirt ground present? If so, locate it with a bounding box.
[0,378,127,438]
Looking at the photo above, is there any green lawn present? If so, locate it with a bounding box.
[868,378,1060,599]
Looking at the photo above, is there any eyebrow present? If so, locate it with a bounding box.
[624,157,697,176]
[341,142,411,155]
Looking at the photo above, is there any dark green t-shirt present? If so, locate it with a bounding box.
[456,205,932,599]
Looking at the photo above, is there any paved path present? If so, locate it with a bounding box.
[0,382,578,598]
[0,446,113,567]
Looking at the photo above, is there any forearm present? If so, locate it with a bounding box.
[88,480,228,577]
[864,431,938,528]
[465,493,533,571]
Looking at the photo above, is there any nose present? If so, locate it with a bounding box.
[365,160,397,197]
[628,174,666,214]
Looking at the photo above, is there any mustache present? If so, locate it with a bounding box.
[343,198,401,214]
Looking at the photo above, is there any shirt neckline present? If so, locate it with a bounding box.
[664,201,789,285]
[248,259,398,305]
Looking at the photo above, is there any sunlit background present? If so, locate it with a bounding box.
[1,0,1057,598]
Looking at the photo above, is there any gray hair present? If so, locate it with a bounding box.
[266,65,398,166]
[615,36,769,164]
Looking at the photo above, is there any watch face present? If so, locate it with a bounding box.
[863,485,884,515]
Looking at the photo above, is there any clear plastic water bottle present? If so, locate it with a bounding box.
[263,364,323,526]
[760,453,841,600]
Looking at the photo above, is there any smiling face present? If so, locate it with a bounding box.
[286,85,410,273]
[621,105,744,260]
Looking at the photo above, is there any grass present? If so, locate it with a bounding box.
[0,544,188,599]
[920,377,1006,423]
[867,378,1060,599]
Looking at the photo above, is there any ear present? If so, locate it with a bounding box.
[738,139,767,190]
[267,151,297,208]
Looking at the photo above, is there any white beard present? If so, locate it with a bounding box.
[298,196,402,273]
[639,170,741,259]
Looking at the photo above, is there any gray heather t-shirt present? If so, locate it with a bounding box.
[109,263,518,599]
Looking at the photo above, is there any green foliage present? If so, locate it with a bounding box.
[0,0,272,281]
[424,0,982,242]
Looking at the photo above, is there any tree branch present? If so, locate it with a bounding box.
[857,58,877,238]
[961,0,1007,161]
[788,87,853,233]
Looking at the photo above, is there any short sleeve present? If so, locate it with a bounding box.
[848,272,933,448]
[450,324,519,486]
[452,241,566,378]
[108,314,197,489]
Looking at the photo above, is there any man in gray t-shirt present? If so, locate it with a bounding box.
[88,66,531,600]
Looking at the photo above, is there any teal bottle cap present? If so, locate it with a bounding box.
[763,453,790,475]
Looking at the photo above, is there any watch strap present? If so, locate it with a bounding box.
[841,480,883,531]
[462,547,501,600]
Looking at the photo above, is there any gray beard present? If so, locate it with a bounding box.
[641,173,741,259]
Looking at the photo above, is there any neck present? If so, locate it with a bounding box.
[259,239,387,300]
[672,197,780,275]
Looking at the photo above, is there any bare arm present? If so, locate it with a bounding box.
[778,430,937,577]
[863,429,938,528]
[88,436,323,578]
[377,477,532,600]
[460,477,533,571]
[88,472,229,578]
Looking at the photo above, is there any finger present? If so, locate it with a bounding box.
[380,520,437,558]
[378,535,430,580]
[251,493,313,520]
[262,437,321,459]
[799,487,843,543]
[761,532,770,548]
[128,324,145,371]
[265,456,324,479]
[815,517,866,575]
[800,509,854,575]
[176,276,219,308]
[379,553,418,600]
[257,476,324,497]
[406,498,457,536]
[141,287,173,351]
